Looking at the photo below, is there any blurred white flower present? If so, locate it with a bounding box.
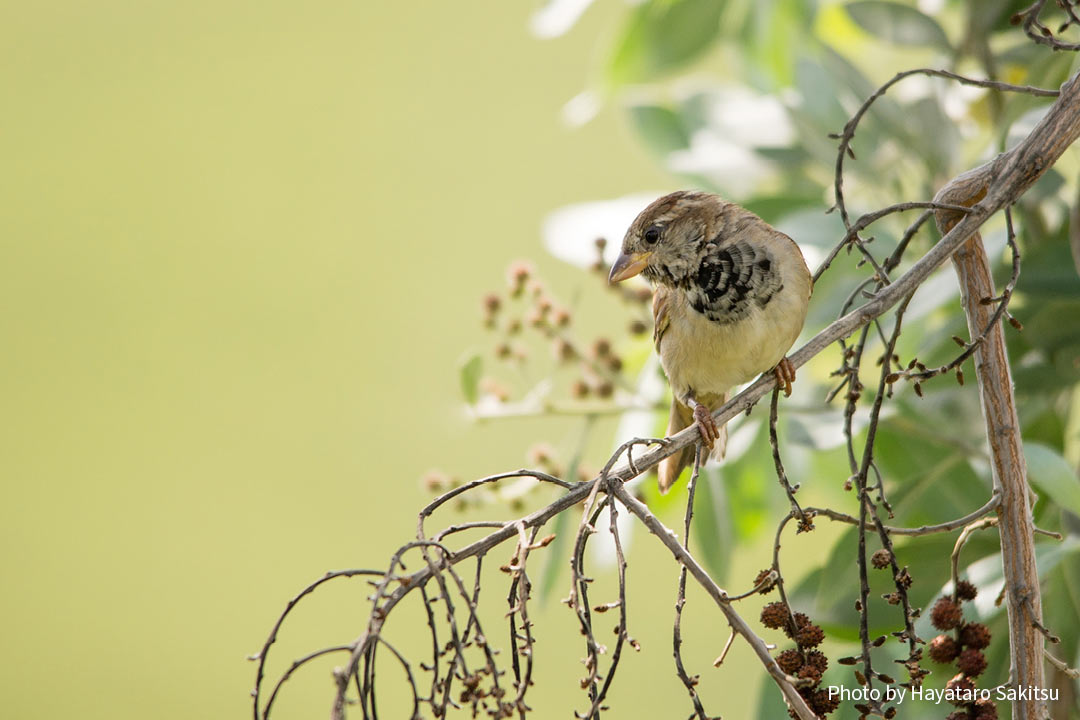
[667,130,771,193]
[529,0,595,39]
[561,90,601,127]
[665,87,794,196]
[697,86,796,147]
[542,193,661,268]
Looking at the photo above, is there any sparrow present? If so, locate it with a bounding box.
[608,191,812,493]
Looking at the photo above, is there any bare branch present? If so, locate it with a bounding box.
[609,481,817,719]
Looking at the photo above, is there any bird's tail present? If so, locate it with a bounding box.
[657,393,727,494]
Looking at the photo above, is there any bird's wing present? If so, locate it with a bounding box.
[652,285,671,353]
[771,228,813,297]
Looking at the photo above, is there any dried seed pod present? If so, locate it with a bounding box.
[798,663,823,684]
[871,549,892,569]
[809,688,841,715]
[527,443,555,467]
[753,568,777,594]
[552,338,575,362]
[973,697,998,719]
[956,580,978,602]
[421,470,452,493]
[805,650,828,676]
[946,674,976,705]
[957,648,987,677]
[786,612,811,639]
[795,622,825,649]
[761,601,789,630]
[506,261,533,295]
[930,596,963,631]
[928,634,960,664]
[960,622,991,650]
[776,648,803,674]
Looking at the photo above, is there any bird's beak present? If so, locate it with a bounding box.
[608,251,651,283]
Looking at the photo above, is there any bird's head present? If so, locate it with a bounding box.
[608,190,722,286]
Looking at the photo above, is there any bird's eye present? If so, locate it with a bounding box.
[644,226,662,244]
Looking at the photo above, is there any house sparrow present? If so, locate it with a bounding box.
[609,191,812,493]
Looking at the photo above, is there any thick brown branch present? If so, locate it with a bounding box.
[927,70,1080,719]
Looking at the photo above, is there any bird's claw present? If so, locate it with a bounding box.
[693,404,719,450]
[774,357,796,397]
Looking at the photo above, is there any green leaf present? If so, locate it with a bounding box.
[740,191,821,224]
[921,537,1080,630]
[607,0,724,85]
[538,503,571,606]
[626,104,690,156]
[845,1,950,50]
[690,466,732,583]
[539,448,582,605]
[1025,442,1080,518]
[459,353,482,404]
[745,0,815,89]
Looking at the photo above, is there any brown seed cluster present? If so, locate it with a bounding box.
[928,634,960,664]
[760,600,834,718]
[870,548,892,569]
[930,597,963,631]
[754,568,777,594]
[956,648,987,677]
[955,580,978,601]
[480,260,634,408]
[761,601,789,630]
[959,622,991,650]
[927,580,995,718]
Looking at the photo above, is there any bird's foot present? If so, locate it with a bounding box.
[774,357,796,397]
[692,403,719,450]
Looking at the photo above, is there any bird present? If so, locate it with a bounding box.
[608,191,812,493]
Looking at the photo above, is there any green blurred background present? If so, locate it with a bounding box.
[0,2,693,718]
